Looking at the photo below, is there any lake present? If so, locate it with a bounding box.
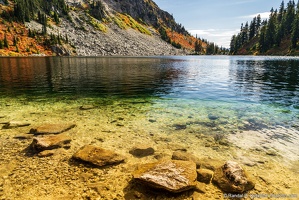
[1,56,299,199]
[1,56,299,132]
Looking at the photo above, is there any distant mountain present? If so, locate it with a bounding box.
[0,0,227,56]
[230,0,299,56]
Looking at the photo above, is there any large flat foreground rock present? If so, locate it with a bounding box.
[133,160,197,193]
[72,145,125,167]
[29,123,76,135]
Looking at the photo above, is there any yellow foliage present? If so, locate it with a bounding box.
[87,14,107,33]
[114,13,151,35]
[0,18,52,56]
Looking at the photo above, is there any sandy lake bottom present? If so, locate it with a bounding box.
[0,96,298,200]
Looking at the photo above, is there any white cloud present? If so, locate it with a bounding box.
[239,12,271,19]
[229,0,257,5]
[188,29,240,48]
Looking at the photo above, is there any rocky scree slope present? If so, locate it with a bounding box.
[22,0,190,56]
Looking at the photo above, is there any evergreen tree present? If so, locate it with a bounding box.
[0,40,4,49]
[265,8,277,48]
[194,40,202,54]
[159,27,170,43]
[255,14,262,35]
[291,16,299,48]
[277,0,285,23]
[53,11,60,24]
[13,36,18,46]
[4,34,9,48]
[230,35,237,54]
[42,14,47,35]
[284,0,296,35]
[291,1,299,48]
[241,22,249,43]
[249,17,256,40]
[206,42,215,55]
[275,23,284,46]
[258,22,267,52]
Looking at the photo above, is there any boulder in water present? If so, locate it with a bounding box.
[72,145,125,167]
[212,161,255,193]
[133,160,197,193]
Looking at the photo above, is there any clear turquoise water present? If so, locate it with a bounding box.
[1,56,299,133]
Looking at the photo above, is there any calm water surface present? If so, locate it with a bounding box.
[1,56,299,133]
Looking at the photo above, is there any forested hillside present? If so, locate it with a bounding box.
[230,0,299,55]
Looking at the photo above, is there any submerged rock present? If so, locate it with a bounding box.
[172,150,201,169]
[72,145,125,167]
[212,161,255,193]
[37,149,57,157]
[2,121,31,129]
[29,123,76,135]
[129,145,155,157]
[173,124,187,130]
[31,134,71,152]
[197,168,214,184]
[79,105,97,110]
[133,160,197,193]
[208,114,219,121]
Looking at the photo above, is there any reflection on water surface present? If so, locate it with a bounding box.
[1,56,299,130]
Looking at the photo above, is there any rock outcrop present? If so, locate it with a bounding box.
[133,160,197,193]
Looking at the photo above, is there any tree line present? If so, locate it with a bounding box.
[230,0,299,54]
[1,0,69,23]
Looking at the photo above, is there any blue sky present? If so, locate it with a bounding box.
[154,0,284,48]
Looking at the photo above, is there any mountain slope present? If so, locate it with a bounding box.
[0,0,208,56]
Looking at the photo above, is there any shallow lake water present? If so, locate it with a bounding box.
[0,56,299,199]
[1,56,299,132]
